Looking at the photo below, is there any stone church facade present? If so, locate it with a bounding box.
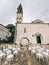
[14,4,49,46]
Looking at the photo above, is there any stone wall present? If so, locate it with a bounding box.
[16,23,49,45]
[0,24,11,40]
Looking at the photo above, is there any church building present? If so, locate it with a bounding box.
[14,4,49,46]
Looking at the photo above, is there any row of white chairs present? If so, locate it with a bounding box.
[29,45,49,63]
[0,45,21,65]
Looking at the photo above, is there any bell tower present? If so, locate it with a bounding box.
[14,4,23,44]
[16,4,23,23]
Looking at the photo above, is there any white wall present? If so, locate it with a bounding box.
[16,23,49,45]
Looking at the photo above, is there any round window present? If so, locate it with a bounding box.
[20,37,29,46]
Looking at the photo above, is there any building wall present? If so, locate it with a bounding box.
[16,23,49,45]
[0,25,11,40]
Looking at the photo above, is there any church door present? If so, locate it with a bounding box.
[36,36,41,44]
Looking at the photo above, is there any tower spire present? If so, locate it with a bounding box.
[16,4,23,23]
[17,4,23,13]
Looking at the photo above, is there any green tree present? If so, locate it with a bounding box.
[6,24,15,32]
[6,24,15,43]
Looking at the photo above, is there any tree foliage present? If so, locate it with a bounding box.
[2,24,15,43]
[0,24,15,44]
[6,24,15,32]
[5,24,15,43]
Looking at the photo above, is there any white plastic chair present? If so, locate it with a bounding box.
[13,50,18,55]
[36,53,44,63]
[16,47,20,51]
[31,49,36,54]
[3,48,8,53]
[6,54,13,65]
[31,47,36,50]
[42,51,49,62]
[6,50,11,55]
[8,46,12,50]
[12,47,17,51]
[0,53,5,62]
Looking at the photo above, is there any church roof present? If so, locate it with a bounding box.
[0,24,9,31]
[17,4,23,13]
[31,19,44,23]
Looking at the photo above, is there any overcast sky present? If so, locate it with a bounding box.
[0,0,49,25]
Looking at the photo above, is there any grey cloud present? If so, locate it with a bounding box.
[0,0,49,25]
[25,0,49,23]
